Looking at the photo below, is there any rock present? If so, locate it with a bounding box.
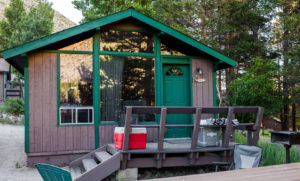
[197,168,205,174]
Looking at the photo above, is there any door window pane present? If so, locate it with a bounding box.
[100,55,155,123]
[100,30,154,53]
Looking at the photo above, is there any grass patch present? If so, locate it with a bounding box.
[235,132,300,166]
[0,118,24,125]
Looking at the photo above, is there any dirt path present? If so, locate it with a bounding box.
[0,124,41,181]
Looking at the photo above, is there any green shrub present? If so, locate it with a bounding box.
[235,132,300,166]
[0,98,24,115]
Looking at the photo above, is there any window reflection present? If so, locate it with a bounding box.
[60,54,93,106]
[161,43,185,55]
[100,55,155,123]
[100,30,154,53]
[59,37,93,51]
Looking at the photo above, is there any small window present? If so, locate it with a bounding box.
[59,37,93,51]
[161,43,185,55]
[60,107,93,125]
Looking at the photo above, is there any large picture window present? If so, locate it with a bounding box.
[100,55,155,124]
[59,53,93,125]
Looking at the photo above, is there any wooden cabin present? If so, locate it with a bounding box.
[0,58,9,101]
[0,9,245,169]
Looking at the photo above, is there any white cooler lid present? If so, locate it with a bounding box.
[114,127,147,134]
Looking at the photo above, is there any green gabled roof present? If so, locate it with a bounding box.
[1,8,236,68]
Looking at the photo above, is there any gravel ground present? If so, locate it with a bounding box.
[0,123,42,181]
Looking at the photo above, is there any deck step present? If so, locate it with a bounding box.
[70,166,82,179]
[94,151,112,162]
[82,159,97,172]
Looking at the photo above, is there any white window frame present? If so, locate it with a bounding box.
[59,106,94,125]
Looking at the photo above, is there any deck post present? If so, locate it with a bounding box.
[122,107,133,169]
[190,108,202,164]
[251,107,264,146]
[157,108,167,168]
[222,107,234,147]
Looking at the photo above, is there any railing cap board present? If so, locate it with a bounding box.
[126,106,261,114]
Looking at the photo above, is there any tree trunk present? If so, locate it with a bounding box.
[292,103,296,131]
[282,26,290,130]
[18,79,23,99]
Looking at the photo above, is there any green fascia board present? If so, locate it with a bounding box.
[1,10,132,59]
[130,10,236,67]
[1,8,236,67]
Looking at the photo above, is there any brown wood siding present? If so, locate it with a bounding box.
[192,59,213,118]
[0,74,3,102]
[28,52,95,153]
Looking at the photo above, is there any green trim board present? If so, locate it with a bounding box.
[56,53,60,127]
[154,33,162,107]
[22,54,29,153]
[100,51,154,57]
[2,72,5,101]
[213,62,219,107]
[93,32,100,148]
[1,9,236,69]
[39,50,93,54]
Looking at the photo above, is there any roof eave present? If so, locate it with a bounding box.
[1,8,236,69]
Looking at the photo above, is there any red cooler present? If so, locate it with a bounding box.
[114,127,147,150]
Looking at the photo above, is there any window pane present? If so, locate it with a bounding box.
[59,37,93,51]
[60,54,93,106]
[161,43,186,55]
[77,109,93,123]
[100,30,154,53]
[60,109,74,124]
[100,55,155,123]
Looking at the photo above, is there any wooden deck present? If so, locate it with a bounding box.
[119,106,264,169]
[147,162,300,181]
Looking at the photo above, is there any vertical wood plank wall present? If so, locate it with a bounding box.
[192,59,213,118]
[0,74,3,102]
[28,53,95,153]
[27,54,214,153]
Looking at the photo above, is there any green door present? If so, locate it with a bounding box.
[163,64,191,138]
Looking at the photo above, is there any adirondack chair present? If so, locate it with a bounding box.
[35,163,72,181]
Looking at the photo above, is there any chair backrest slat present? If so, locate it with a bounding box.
[35,163,72,181]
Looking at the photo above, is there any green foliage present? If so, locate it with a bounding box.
[0,0,54,50]
[228,57,282,119]
[1,98,24,116]
[0,0,54,98]
[235,133,300,166]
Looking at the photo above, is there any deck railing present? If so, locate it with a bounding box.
[122,106,264,151]
[120,106,264,169]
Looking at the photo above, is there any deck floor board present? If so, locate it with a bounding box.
[146,162,300,181]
